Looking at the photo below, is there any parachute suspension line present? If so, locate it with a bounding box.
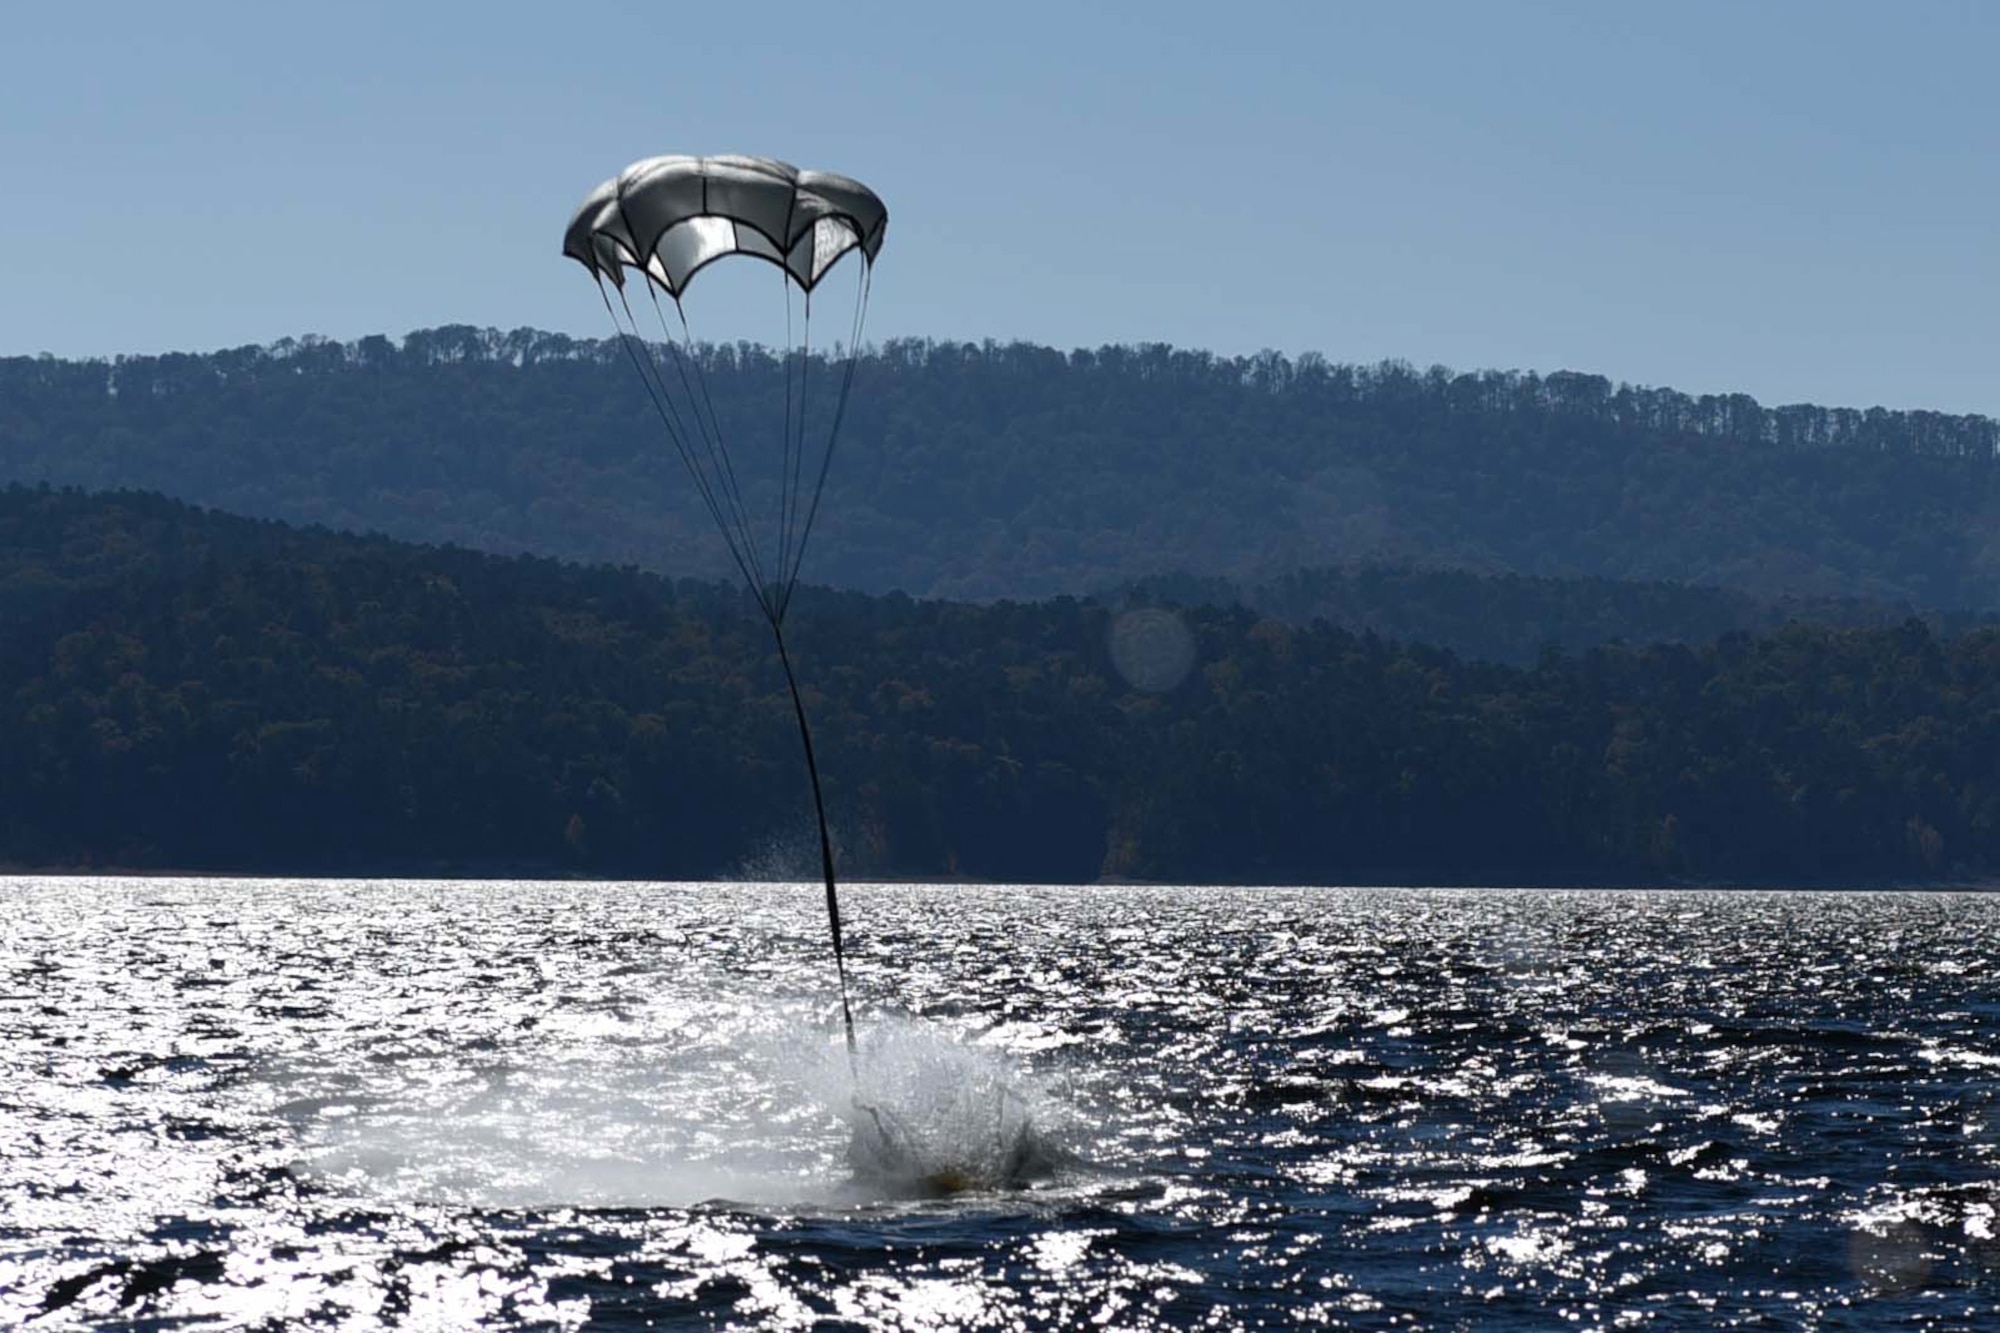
[765,283,854,1060]
[666,291,753,525]
[773,618,856,1058]
[633,286,759,605]
[785,288,812,618]
[599,283,763,599]
[648,286,774,616]
[782,261,873,615]
[665,290,774,613]
[777,272,800,603]
[608,284,742,569]
[784,276,811,606]
[600,278,856,1065]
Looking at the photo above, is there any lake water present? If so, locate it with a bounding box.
[3,878,1998,1329]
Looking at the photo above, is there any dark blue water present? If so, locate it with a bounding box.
[3,879,1997,1328]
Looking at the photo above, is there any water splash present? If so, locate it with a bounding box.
[282,1004,1079,1211]
[811,1019,1077,1196]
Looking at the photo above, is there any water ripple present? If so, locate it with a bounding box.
[3,879,1999,1327]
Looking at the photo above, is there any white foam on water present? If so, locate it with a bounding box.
[282,1008,1078,1211]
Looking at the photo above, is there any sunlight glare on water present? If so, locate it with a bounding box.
[2,878,1998,1328]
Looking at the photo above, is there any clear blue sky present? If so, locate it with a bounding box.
[4,1,1994,414]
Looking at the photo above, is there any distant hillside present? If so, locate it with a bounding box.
[4,485,1998,885]
[2,328,1997,608]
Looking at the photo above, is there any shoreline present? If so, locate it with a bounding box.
[3,864,1996,892]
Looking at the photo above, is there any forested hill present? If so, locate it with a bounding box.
[5,485,1998,885]
[3,328,1997,608]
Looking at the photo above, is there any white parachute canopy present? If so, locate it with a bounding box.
[564,154,888,298]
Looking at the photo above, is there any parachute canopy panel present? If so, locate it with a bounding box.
[563,154,887,297]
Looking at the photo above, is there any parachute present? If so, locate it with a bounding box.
[563,155,887,1055]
